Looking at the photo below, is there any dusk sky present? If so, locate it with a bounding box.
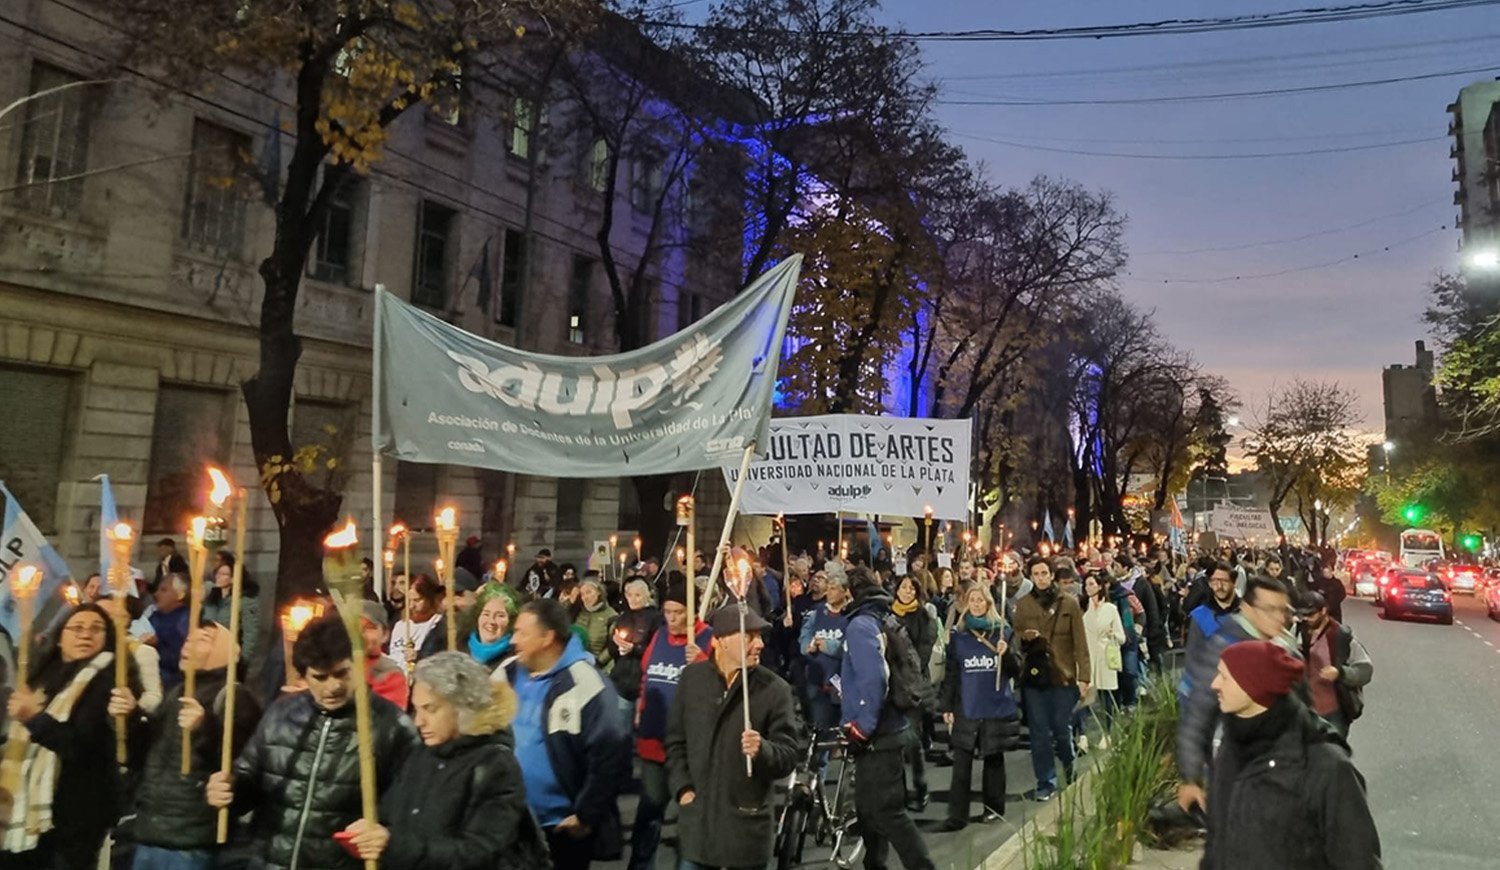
[863,0,1500,429]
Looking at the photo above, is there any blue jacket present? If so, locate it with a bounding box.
[503,635,631,857]
[839,587,908,745]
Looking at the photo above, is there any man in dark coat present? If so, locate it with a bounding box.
[124,621,262,868]
[665,605,802,870]
[206,614,417,870]
[1203,641,1381,869]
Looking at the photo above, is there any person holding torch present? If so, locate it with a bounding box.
[1,603,146,870]
[205,614,416,869]
[664,602,801,870]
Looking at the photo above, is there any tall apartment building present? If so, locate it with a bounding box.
[1382,340,1439,443]
[1449,79,1500,254]
[0,4,745,581]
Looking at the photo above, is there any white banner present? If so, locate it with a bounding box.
[1208,508,1278,539]
[723,415,971,519]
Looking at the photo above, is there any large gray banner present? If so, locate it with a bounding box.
[373,256,800,476]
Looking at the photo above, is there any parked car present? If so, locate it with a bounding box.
[1486,578,1500,621]
[1380,569,1454,625]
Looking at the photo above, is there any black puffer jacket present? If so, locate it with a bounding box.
[133,668,262,850]
[232,691,417,870]
[608,606,661,702]
[1203,697,1382,870]
[378,685,544,870]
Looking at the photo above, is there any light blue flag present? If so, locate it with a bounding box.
[1063,517,1075,549]
[0,482,71,642]
[866,518,883,561]
[1042,510,1055,542]
[95,473,118,590]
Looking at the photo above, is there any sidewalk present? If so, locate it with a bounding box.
[1130,841,1203,869]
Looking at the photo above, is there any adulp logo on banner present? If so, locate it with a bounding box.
[723,415,972,520]
[374,256,801,476]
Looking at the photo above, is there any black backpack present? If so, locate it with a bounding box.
[879,612,936,713]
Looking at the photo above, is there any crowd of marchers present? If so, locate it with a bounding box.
[0,533,1382,870]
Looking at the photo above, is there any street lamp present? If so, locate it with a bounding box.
[1226,415,1241,428]
[1381,440,1394,485]
[1464,248,1500,271]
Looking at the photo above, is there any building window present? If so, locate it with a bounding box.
[290,398,351,493]
[497,227,526,327]
[181,120,250,255]
[0,365,74,534]
[13,64,93,217]
[631,156,662,213]
[677,289,703,332]
[568,255,593,344]
[557,479,585,532]
[413,201,456,308]
[393,461,438,531]
[577,137,608,192]
[508,96,538,161]
[310,179,361,285]
[143,384,230,534]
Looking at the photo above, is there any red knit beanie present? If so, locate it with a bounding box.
[1220,640,1304,708]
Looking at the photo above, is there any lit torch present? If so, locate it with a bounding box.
[321,519,379,870]
[106,521,135,762]
[434,507,459,651]
[10,565,42,687]
[182,515,209,774]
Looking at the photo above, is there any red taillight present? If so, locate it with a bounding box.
[1389,585,1404,598]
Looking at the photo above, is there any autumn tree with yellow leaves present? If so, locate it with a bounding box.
[96,0,598,602]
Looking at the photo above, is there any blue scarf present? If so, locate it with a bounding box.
[963,613,1001,633]
[468,631,512,663]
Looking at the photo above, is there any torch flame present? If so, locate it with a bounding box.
[435,507,456,531]
[11,565,41,595]
[389,522,408,539]
[383,549,395,568]
[109,522,134,541]
[324,518,359,549]
[62,583,81,606]
[924,505,934,517]
[434,558,445,574]
[494,559,507,578]
[207,467,232,507]
[284,603,319,632]
[189,516,208,546]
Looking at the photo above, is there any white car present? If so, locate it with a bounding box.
[1450,565,1482,595]
[1353,573,1378,598]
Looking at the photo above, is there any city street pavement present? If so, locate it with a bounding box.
[1343,590,1500,868]
[597,717,1103,870]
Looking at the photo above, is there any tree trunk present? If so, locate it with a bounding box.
[243,266,343,611]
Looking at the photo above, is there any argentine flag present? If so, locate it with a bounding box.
[0,482,71,642]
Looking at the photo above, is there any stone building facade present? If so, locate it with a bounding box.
[0,3,738,585]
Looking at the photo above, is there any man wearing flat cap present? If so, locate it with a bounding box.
[665,605,802,870]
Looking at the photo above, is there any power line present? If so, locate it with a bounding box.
[935,32,1500,81]
[937,64,1500,106]
[655,0,1500,42]
[949,130,1445,159]
[950,124,1437,147]
[1134,199,1448,255]
[1126,225,1449,284]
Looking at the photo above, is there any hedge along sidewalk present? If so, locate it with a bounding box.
[981,679,1183,870]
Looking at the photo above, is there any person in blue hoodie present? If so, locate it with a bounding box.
[939,584,1022,831]
[841,567,936,870]
[504,598,631,870]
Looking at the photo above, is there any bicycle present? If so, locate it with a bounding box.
[774,728,864,870]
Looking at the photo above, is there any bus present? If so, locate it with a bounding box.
[1399,529,1445,568]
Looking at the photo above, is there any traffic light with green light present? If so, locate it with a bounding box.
[1461,533,1482,551]
[1402,504,1426,525]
